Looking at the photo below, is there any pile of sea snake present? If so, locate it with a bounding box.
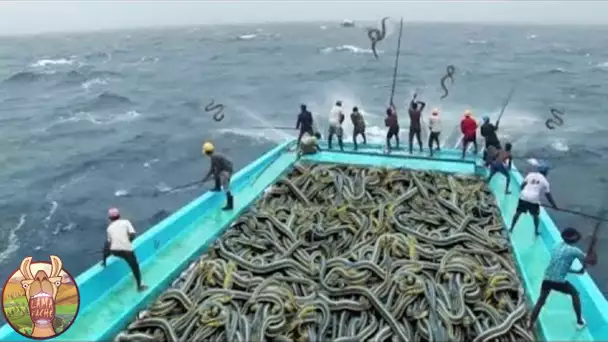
[116,164,535,342]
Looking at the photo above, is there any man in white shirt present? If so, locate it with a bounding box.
[328,101,345,151]
[508,163,557,236]
[103,208,147,292]
[428,108,442,157]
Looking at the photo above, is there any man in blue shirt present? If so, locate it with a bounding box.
[528,227,595,330]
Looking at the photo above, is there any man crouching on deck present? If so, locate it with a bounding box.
[202,142,234,211]
[297,131,322,159]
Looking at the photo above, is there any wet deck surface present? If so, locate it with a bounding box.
[54,152,297,341]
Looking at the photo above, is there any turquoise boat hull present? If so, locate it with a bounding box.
[1,140,606,341]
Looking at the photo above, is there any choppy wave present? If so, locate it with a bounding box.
[89,91,133,108]
[81,77,108,90]
[30,58,76,68]
[551,140,570,152]
[3,71,45,83]
[57,110,141,126]
[549,67,569,74]
[85,51,112,62]
[320,45,381,55]
[0,215,26,263]
[467,39,489,45]
[237,34,257,41]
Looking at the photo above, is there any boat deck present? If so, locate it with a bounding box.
[1,140,606,341]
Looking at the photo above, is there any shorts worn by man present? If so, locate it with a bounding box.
[509,163,557,236]
[103,208,147,292]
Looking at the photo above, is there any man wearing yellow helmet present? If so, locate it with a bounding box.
[201,142,234,211]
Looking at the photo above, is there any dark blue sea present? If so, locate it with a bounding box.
[1,22,608,296]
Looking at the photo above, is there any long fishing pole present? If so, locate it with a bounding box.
[389,18,404,106]
[540,204,608,223]
[496,86,516,124]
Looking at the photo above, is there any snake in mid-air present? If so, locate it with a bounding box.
[545,108,564,129]
[367,17,389,59]
[440,65,456,99]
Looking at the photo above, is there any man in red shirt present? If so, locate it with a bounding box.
[460,110,478,159]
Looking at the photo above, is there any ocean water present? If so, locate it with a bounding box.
[1,22,608,296]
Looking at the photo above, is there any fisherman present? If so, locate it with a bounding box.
[350,106,367,150]
[528,227,596,331]
[298,131,322,158]
[487,142,513,194]
[202,142,234,211]
[508,162,557,236]
[296,104,314,148]
[385,103,400,152]
[428,108,442,157]
[102,207,147,292]
[460,110,478,159]
[408,94,425,154]
[328,101,345,151]
[480,116,502,161]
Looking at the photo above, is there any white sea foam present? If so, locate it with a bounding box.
[0,215,26,263]
[81,77,108,91]
[57,110,142,126]
[237,34,257,41]
[320,45,381,55]
[31,58,75,67]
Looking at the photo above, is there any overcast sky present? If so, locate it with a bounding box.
[1,1,607,35]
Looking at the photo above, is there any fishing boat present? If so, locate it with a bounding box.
[340,19,355,28]
[0,139,606,341]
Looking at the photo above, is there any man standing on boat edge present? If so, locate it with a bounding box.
[350,106,366,150]
[102,207,148,292]
[328,101,345,151]
[385,103,400,152]
[296,104,314,148]
[480,116,502,161]
[408,94,425,154]
[509,162,557,236]
[528,227,596,331]
[428,108,441,157]
[460,110,478,159]
[202,142,234,211]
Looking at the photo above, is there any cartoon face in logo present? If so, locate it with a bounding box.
[2,255,80,339]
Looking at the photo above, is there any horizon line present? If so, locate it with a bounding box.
[2,19,607,38]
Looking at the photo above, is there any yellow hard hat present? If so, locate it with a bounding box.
[202,142,215,154]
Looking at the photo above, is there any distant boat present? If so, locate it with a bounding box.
[340,20,355,28]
